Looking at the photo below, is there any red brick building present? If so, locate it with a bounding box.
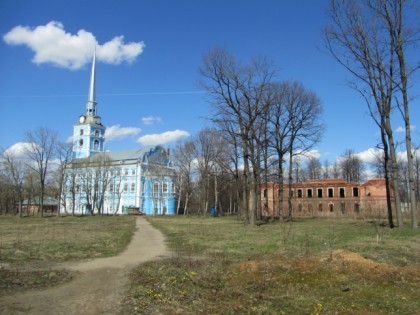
[261,178,392,218]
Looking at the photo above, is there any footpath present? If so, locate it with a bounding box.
[0,217,170,315]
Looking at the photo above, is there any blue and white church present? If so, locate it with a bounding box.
[62,52,176,215]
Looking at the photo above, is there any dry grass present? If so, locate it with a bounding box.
[0,215,136,263]
[126,216,420,314]
[0,215,137,294]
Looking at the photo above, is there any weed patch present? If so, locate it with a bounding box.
[126,216,420,314]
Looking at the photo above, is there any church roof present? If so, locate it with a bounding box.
[101,148,150,161]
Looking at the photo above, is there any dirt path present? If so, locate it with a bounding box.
[0,217,171,315]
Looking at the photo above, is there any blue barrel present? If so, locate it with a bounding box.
[211,207,215,217]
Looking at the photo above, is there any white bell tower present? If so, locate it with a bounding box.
[72,49,106,159]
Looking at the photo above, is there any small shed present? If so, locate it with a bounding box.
[127,207,142,215]
[20,197,59,214]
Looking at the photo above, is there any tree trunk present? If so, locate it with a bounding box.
[276,155,284,220]
[380,126,394,228]
[386,121,403,227]
[287,152,294,219]
[395,27,418,229]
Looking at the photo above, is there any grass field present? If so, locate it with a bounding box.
[0,215,136,263]
[1,215,419,314]
[127,216,420,315]
[0,215,136,296]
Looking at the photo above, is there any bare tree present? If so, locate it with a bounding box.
[323,159,331,179]
[214,120,245,217]
[24,127,58,217]
[268,82,324,218]
[306,157,323,180]
[199,48,276,225]
[0,149,28,216]
[384,0,419,228]
[193,128,217,214]
[285,82,324,219]
[173,140,197,215]
[339,149,365,183]
[324,0,411,227]
[55,141,73,215]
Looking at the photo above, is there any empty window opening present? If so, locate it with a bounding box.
[79,139,83,147]
[353,187,359,197]
[263,189,268,198]
[328,188,334,197]
[94,140,99,150]
[95,130,100,136]
[339,188,345,198]
[318,203,323,212]
[80,129,84,136]
[297,189,303,198]
[329,204,334,212]
[307,189,313,198]
[317,188,323,198]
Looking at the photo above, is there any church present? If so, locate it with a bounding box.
[62,52,176,215]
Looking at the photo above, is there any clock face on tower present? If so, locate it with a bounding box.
[79,115,86,123]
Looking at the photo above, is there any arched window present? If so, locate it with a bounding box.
[123,183,128,192]
[163,183,168,193]
[131,183,135,192]
[94,139,99,150]
[95,130,100,137]
[79,129,84,135]
[79,139,83,147]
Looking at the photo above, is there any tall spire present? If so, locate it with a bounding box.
[86,48,97,116]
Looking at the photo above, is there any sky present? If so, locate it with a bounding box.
[0,0,418,168]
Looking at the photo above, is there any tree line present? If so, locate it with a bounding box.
[1,0,418,229]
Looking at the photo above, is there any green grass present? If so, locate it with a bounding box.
[126,216,420,315]
[0,215,137,262]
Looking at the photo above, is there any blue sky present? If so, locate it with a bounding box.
[0,0,418,166]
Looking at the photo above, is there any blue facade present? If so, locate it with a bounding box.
[64,147,177,215]
[72,122,105,159]
[63,52,177,215]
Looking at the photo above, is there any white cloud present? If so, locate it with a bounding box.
[105,125,141,141]
[396,125,416,133]
[3,142,34,158]
[3,21,145,70]
[141,116,162,125]
[66,135,73,144]
[97,36,144,65]
[356,148,382,163]
[290,150,321,163]
[137,130,190,146]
